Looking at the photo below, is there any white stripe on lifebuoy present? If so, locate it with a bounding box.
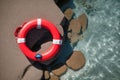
[16,18,62,62]
[37,18,41,29]
[17,38,25,43]
[53,39,62,45]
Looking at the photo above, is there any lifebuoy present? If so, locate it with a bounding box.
[16,18,62,62]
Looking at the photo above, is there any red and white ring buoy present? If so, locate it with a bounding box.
[16,18,62,62]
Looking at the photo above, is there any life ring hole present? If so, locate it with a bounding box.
[26,28,52,53]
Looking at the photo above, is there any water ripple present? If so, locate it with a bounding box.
[61,0,120,80]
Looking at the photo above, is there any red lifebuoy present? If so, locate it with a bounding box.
[16,18,62,62]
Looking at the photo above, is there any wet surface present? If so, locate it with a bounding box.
[60,0,120,80]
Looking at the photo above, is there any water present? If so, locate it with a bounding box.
[61,0,120,80]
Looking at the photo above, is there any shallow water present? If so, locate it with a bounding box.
[61,0,120,80]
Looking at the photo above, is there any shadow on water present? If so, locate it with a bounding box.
[55,0,76,12]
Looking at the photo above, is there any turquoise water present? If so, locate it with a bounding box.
[61,0,120,80]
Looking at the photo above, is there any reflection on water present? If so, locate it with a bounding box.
[61,0,120,80]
